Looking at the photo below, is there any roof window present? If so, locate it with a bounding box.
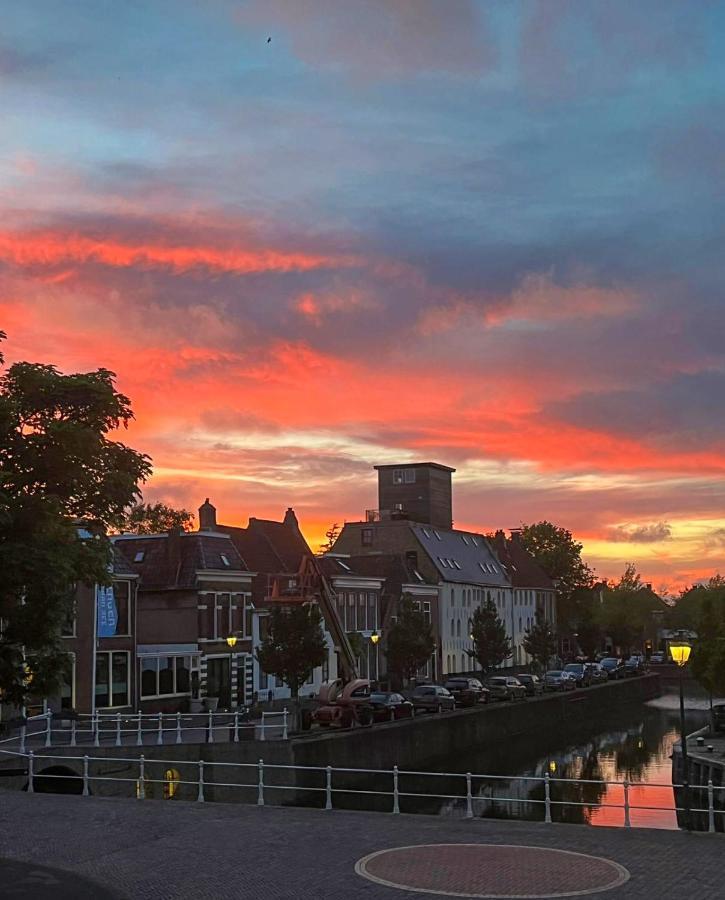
[461,535,469,545]
[413,569,425,583]
[220,554,231,567]
[478,562,487,573]
[434,531,442,541]
[134,550,145,563]
[438,557,449,568]
[337,560,351,571]
[452,560,461,570]
[422,528,431,539]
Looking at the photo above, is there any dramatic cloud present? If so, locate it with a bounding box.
[608,523,673,544]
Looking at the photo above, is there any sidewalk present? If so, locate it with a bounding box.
[1,791,723,899]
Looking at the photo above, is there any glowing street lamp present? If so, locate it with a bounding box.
[370,632,380,645]
[669,642,691,667]
[226,634,238,649]
[670,636,692,829]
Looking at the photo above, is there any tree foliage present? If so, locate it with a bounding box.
[469,598,511,676]
[523,610,557,671]
[594,564,663,655]
[691,597,725,698]
[386,594,435,683]
[119,502,194,534]
[256,604,328,698]
[0,336,151,706]
[319,523,341,553]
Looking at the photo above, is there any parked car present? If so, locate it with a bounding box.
[650,651,665,665]
[544,670,575,692]
[599,658,626,680]
[624,656,645,677]
[487,676,527,702]
[514,673,544,696]
[563,663,592,687]
[584,662,607,684]
[410,685,456,713]
[713,704,725,733]
[368,692,415,722]
[444,677,490,707]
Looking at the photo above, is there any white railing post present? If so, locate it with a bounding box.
[465,773,473,819]
[70,717,77,747]
[260,712,266,742]
[176,712,182,745]
[82,755,90,796]
[257,759,265,806]
[93,712,100,747]
[197,760,205,802]
[157,712,163,745]
[44,711,52,748]
[282,708,288,741]
[325,766,333,810]
[27,751,34,793]
[19,723,26,754]
[136,712,143,746]
[708,779,715,833]
[207,710,214,744]
[115,712,122,747]
[544,773,552,824]
[233,709,240,743]
[623,780,631,827]
[392,765,400,814]
[138,756,146,800]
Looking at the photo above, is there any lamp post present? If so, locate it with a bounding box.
[669,637,692,830]
[226,635,238,709]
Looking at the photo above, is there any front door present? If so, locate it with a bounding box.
[206,657,231,709]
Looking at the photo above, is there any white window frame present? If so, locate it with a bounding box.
[140,654,195,700]
[95,650,130,709]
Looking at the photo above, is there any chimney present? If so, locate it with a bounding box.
[283,507,300,532]
[509,528,523,545]
[199,498,217,531]
[166,526,183,585]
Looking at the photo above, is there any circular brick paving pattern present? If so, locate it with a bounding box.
[355,843,630,898]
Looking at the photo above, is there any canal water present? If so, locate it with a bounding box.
[325,701,709,829]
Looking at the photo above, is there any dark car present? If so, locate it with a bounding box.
[544,670,575,692]
[487,676,527,701]
[624,656,645,677]
[368,692,414,722]
[713,704,725,733]
[600,658,625,680]
[584,663,607,684]
[444,677,490,707]
[514,673,543,696]
[410,685,456,713]
[563,663,591,687]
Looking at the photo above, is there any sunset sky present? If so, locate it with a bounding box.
[2,1,725,591]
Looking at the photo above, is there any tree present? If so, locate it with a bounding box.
[519,521,594,633]
[0,336,151,706]
[596,565,663,655]
[256,604,328,698]
[523,611,557,672]
[385,594,435,684]
[319,523,341,553]
[469,599,511,676]
[119,502,193,534]
[691,597,725,712]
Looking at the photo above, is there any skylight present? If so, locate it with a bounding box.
[337,560,351,571]
[134,551,145,563]
[422,528,431,539]
[438,557,449,568]
[461,535,469,545]
[434,531,442,541]
[220,554,231,567]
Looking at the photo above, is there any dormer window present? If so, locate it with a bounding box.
[134,551,145,563]
[422,528,431,539]
[220,554,231,567]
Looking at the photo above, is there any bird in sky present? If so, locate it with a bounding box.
[267,37,271,43]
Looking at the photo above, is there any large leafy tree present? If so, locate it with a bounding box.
[691,597,725,703]
[469,599,511,676]
[519,521,595,633]
[595,565,663,655]
[0,334,151,706]
[119,502,193,534]
[386,594,435,684]
[256,604,328,698]
[523,611,557,671]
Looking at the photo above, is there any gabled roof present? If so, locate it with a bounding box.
[113,531,248,590]
[490,531,555,590]
[411,524,510,587]
[218,516,311,576]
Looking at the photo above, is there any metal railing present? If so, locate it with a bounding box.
[0,709,289,750]
[2,746,724,832]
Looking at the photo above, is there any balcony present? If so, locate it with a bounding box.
[365,508,409,523]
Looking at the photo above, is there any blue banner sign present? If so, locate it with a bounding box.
[96,585,118,637]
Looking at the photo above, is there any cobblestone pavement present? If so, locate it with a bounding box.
[0,791,723,900]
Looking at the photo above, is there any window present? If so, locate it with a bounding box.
[434,531,442,541]
[61,594,76,637]
[478,562,487,574]
[422,528,431,539]
[450,618,455,635]
[393,469,404,484]
[404,469,416,483]
[220,554,231,567]
[336,559,351,571]
[95,651,129,707]
[461,534,469,544]
[438,557,449,568]
[61,654,75,710]
[456,619,461,637]
[141,655,193,698]
[368,593,377,630]
[452,560,461,570]
[134,550,145,563]
[361,528,373,546]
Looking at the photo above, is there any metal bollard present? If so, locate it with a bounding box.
[282,708,288,741]
[138,755,146,800]
[27,751,34,793]
[70,717,77,747]
[19,724,26,754]
[176,712,182,745]
[82,755,90,796]
[708,779,715,833]
[623,780,631,827]
[260,713,266,742]
[207,710,214,744]
[465,773,473,819]
[393,765,400,814]
[257,759,265,806]
[157,712,163,745]
[544,773,552,824]
[115,712,122,747]
[197,760,205,802]
[93,712,100,747]
[136,712,143,746]
[44,711,52,748]
[325,766,333,810]
[233,709,240,743]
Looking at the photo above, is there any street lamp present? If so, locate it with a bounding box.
[370,632,380,645]
[670,636,692,830]
[226,634,238,649]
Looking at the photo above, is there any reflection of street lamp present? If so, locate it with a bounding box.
[670,637,692,830]
[549,760,557,774]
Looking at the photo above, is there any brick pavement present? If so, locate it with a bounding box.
[0,791,723,899]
